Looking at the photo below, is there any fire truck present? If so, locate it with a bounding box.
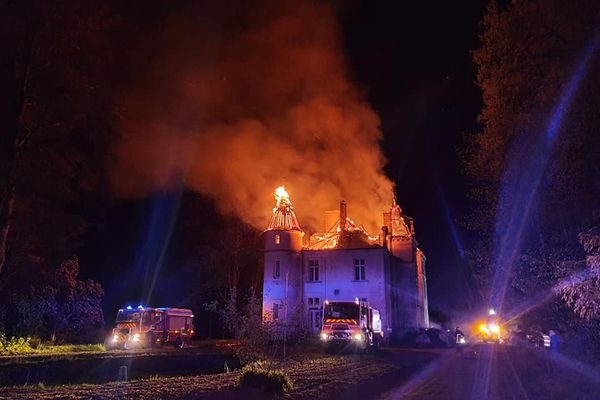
[319,299,383,352]
[107,306,194,349]
[476,308,502,343]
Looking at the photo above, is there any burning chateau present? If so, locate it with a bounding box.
[262,187,429,343]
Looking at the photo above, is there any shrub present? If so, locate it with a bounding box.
[237,361,293,394]
[0,333,33,355]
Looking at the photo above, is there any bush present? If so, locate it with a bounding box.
[0,333,33,355]
[237,361,293,394]
[0,334,105,355]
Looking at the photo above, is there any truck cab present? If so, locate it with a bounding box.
[107,306,194,349]
[319,299,383,351]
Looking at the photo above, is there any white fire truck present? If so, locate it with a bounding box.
[107,306,194,349]
[319,299,383,352]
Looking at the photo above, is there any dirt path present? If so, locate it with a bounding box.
[378,345,600,400]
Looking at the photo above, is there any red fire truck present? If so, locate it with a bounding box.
[319,299,383,352]
[107,306,194,349]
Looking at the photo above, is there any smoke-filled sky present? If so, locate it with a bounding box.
[111,0,393,233]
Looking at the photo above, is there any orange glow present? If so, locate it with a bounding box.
[275,186,289,202]
[268,185,302,231]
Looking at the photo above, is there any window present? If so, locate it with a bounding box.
[273,303,280,320]
[274,234,281,245]
[308,297,314,306]
[308,259,319,281]
[315,297,320,305]
[354,258,366,281]
[273,260,281,279]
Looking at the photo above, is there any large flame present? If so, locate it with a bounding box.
[274,186,290,205]
[268,185,301,231]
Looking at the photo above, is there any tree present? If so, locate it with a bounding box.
[560,228,600,320]
[0,0,115,275]
[466,1,600,321]
[0,0,116,340]
[1,256,104,342]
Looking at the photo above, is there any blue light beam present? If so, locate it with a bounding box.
[489,32,600,311]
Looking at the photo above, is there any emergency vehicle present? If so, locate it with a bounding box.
[107,306,194,349]
[477,308,502,343]
[319,299,383,352]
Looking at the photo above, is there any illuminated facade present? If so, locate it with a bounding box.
[262,187,429,342]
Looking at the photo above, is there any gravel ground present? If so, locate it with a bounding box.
[376,345,600,400]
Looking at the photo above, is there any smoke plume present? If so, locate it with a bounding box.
[111,0,394,233]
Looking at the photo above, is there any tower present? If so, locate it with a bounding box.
[383,201,429,338]
[262,187,304,325]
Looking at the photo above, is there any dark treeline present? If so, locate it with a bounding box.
[465,0,600,362]
[0,0,263,342]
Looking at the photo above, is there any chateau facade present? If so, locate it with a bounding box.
[262,188,429,342]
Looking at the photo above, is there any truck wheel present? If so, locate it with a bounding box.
[372,335,381,351]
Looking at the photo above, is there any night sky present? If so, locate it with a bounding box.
[340,1,487,312]
[77,1,489,322]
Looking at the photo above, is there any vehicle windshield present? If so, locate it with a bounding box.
[116,310,142,322]
[324,302,359,320]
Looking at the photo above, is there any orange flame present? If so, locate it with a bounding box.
[274,186,290,204]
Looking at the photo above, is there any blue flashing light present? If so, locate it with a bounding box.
[126,305,132,310]
[138,305,144,309]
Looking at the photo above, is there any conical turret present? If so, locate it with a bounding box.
[267,186,302,231]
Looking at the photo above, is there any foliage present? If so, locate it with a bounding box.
[178,206,263,340]
[0,0,114,343]
[218,287,275,363]
[0,334,104,356]
[0,256,104,342]
[466,0,600,321]
[34,343,105,354]
[237,361,293,394]
[0,334,33,355]
[560,228,600,320]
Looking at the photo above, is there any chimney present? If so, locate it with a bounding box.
[339,200,347,231]
[382,211,392,233]
[381,226,389,248]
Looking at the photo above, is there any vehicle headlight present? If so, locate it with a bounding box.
[489,324,500,334]
[112,334,119,342]
[320,333,329,341]
[353,333,362,341]
[479,324,489,333]
[132,333,140,342]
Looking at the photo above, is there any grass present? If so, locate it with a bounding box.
[33,343,106,354]
[238,361,293,394]
[0,339,106,357]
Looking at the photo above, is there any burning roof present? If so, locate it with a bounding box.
[306,200,380,250]
[266,186,413,250]
[266,186,302,231]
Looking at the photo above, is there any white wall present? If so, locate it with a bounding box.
[301,248,391,335]
[262,230,304,323]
